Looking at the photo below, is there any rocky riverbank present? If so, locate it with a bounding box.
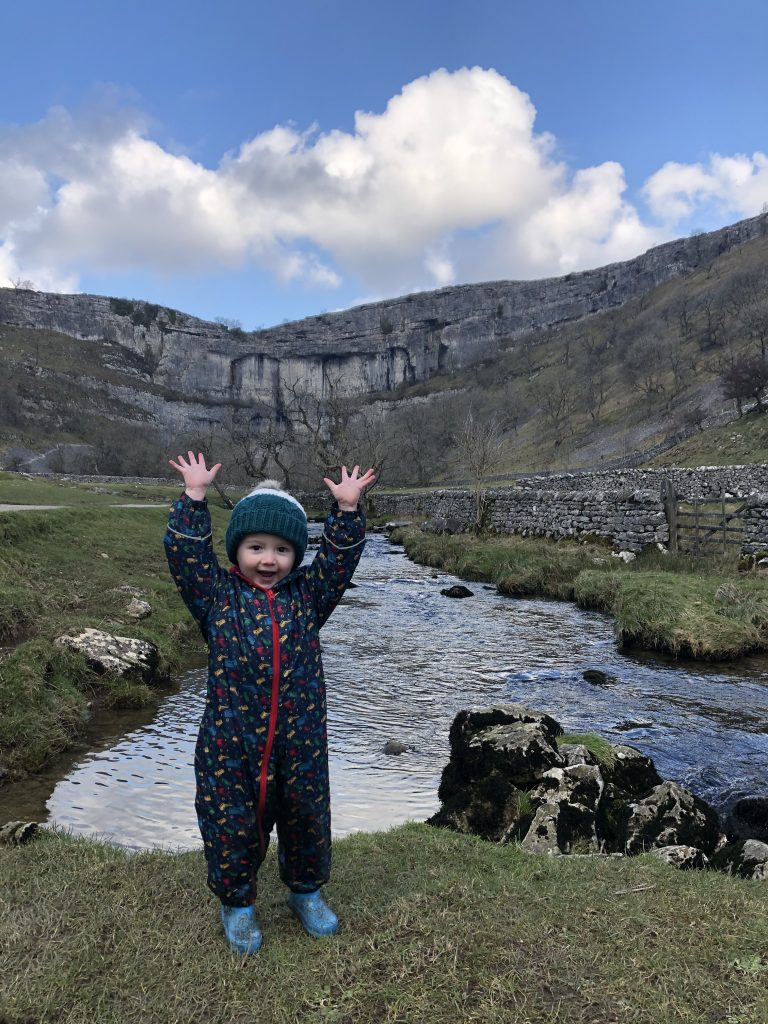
[430,703,768,880]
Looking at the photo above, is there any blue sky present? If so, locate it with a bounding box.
[1,0,766,328]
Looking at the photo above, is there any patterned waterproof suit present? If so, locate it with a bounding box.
[164,493,365,906]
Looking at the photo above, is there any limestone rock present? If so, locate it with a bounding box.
[530,762,604,812]
[557,743,598,768]
[125,598,152,621]
[714,839,768,880]
[520,803,563,856]
[54,628,168,685]
[622,781,721,855]
[605,745,662,797]
[0,821,39,846]
[649,845,710,870]
[612,550,636,563]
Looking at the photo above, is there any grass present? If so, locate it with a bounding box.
[395,530,612,601]
[558,733,617,769]
[649,408,768,468]
[397,529,768,660]
[0,470,181,506]
[0,476,240,778]
[1,824,767,1024]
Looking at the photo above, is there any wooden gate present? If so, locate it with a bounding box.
[661,480,745,555]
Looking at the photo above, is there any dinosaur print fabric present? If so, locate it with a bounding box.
[165,493,365,906]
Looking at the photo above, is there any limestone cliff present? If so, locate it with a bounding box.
[0,213,765,435]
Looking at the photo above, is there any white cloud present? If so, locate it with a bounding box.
[643,152,768,224]
[1,69,767,297]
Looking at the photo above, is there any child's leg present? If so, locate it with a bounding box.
[194,727,270,907]
[274,739,332,893]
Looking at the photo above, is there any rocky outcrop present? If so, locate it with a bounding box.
[1,214,766,432]
[428,704,767,878]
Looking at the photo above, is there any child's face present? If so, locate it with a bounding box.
[236,533,295,588]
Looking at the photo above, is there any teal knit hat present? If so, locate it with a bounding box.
[225,481,308,568]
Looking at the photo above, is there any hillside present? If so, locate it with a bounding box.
[0,213,767,484]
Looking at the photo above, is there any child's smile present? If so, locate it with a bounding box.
[236,533,295,588]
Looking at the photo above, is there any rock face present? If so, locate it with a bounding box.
[429,703,767,878]
[1,213,765,435]
[54,628,168,685]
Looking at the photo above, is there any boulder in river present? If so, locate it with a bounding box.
[54,628,169,685]
[428,704,746,873]
[440,585,474,599]
[582,669,617,686]
[383,739,409,755]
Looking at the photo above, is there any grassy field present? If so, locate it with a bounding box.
[396,530,768,659]
[0,473,233,778]
[1,824,767,1024]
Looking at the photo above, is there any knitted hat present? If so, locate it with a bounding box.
[225,480,308,568]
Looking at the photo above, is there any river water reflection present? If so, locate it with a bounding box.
[3,532,768,849]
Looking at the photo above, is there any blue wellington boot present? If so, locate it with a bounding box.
[287,889,339,937]
[220,904,263,955]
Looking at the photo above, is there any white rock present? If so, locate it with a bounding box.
[612,550,636,563]
[126,598,152,620]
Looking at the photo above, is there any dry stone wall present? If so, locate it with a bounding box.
[742,497,768,554]
[508,465,768,498]
[371,486,668,552]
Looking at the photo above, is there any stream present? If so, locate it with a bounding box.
[2,531,768,850]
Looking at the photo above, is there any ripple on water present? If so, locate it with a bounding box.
[1,532,766,849]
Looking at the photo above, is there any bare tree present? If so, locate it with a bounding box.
[621,333,666,407]
[722,355,768,416]
[582,359,608,423]
[451,410,508,531]
[726,269,768,360]
[282,376,386,491]
[529,375,576,442]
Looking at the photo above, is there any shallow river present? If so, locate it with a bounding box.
[2,531,768,850]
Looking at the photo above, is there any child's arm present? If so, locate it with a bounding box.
[305,464,376,627]
[163,452,224,634]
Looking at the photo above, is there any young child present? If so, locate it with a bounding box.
[164,451,375,954]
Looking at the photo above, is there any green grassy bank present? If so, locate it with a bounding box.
[0,474,232,779]
[397,529,768,660]
[1,824,766,1024]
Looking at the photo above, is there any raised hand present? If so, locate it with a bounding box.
[323,464,377,511]
[168,451,222,500]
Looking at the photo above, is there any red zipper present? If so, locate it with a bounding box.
[256,588,281,856]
